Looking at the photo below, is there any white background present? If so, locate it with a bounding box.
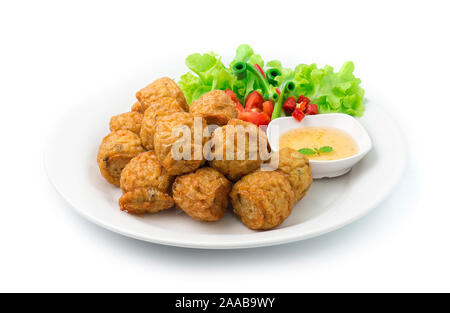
[1,0,449,292]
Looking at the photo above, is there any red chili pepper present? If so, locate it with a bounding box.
[305,103,318,115]
[297,101,307,112]
[238,111,271,126]
[297,95,311,104]
[276,88,281,95]
[245,91,264,112]
[254,64,266,78]
[282,97,297,114]
[262,101,274,118]
[292,109,306,122]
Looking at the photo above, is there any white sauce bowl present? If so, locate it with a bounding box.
[266,113,373,179]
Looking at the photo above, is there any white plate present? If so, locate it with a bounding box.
[45,79,406,250]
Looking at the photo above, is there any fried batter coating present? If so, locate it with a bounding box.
[230,171,295,230]
[189,90,238,126]
[109,112,143,134]
[172,167,232,221]
[140,97,184,150]
[227,118,251,127]
[208,119,268,181]
[154,112,207,176]
[131,101,144,113]
[227,118,270,150]
[136,77,188,113]
[120,151,173,193]
[273,147,313,202]
[119,151,174,215]
[119,187,174,214]
[97,130,144,186]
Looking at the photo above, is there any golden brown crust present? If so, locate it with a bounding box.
[225,118,253,128]
[208,120,268,181]
[172,167,232,221]
[230,171,295,230]
[97,130,144,186]
[119,187,174,214]
[140,97,184,150]
[136,77,188,113]
[154,112,207,176]
[189,90,238,126]
[120,151,174,194]
[131,101,144,113]
[273,148,313,202]
[109,112,143,134]
[227,118,270,151]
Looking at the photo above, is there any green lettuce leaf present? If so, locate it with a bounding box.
[178,72,210,104]
[230,44,264,68]
[250,54,264,68]
[186,52,227,86]
[180,52,236,103]
[292,61,365,116]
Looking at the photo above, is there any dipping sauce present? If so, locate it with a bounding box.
[279,126,358,161]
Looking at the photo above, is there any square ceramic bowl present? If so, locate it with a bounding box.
[266,113,373,179]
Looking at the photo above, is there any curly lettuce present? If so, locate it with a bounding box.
[293,62,365,116]
[179,52,235,104]
[230,44,264,68]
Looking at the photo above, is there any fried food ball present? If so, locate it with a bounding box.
[172,167,232,221]
[273,147,313,202]
[97,130,144,186]
[226,118,270,150]
[109,111,143,134]
[120,151,173,193]
[230,171,295,230]
[189,90,238,126]
[140,97,184,150]
[119,151,174,215]
[227,118,251,127]
[119,187,174,214]
[208,119,268,181]
[154,112,207,176]
[136,77,188,113]
[131,101,143,113]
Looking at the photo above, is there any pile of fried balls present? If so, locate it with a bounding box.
[97,77,312,230]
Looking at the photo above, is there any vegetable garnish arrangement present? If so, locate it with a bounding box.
[179,44,365,126]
